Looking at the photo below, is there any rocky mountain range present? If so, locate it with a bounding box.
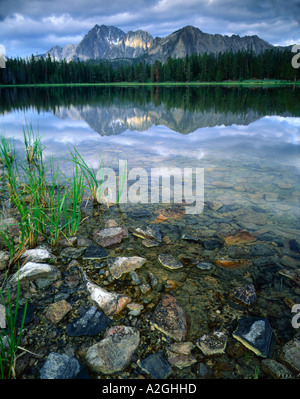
[45,24,282,64]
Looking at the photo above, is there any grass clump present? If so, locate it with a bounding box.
[0,125,90,253]
[0,277,28,379]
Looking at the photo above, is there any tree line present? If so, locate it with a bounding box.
[0,49,299,85]
[1,85,299,117]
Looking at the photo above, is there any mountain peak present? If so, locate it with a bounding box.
[45,24,274,63]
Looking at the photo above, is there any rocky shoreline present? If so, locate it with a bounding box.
[1,204,300,380]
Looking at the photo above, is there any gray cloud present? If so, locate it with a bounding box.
[0,0,299,58]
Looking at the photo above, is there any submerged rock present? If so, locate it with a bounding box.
[93,226,128,247]
[107,256,146,279]
[127,302,144,316]
[80,267,131,316]
[223,229,256,245]
[44,300,72,324]
[233,316,274,358]
[158,254,183,270]
[196,262,213,271]
[66,306,111,336]
[138,352,172,379]
[60,247,85,260]
[85,325,140,374]
[167,342,197,369]
[129,209,152,219]
[133,225,162,242]
[214,259,251,269]
[82,246,108,260]
[203,237,224,250]
[150,294,187,341]
[196,331,228,356]
[142,239,160,248]
[229,284,257,306]
[211,181,233,188]
[249,244,274,257]
[261,359,293,379]
[279,336,300,373]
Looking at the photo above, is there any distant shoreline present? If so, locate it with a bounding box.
[0,80,299,88]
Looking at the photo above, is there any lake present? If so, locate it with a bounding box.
[0,85,300,378]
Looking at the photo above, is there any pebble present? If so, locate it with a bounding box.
[139,283,151,294]
[167,342,197,369]
[279,336,300,373]
[261,359,293,379]
[44,300,72,324]
[211,181,233,188]
[196,331,228,356]
[85,325,140,374]
[129,270,141,285]
[107,256,147,279]
[82,246,108,260]
[233,316,274,358]
[142,239,160,248]
[39,352,82,379]
[60,247,85,260]
[249,244,274,257]
[214,259,251,269]
[203,237,223,250]
[229,284,257,306]
[158,254,183,270]
[150,294,187,341]
[127,302,144,316]
[66,306,111,336]
[138,352,172,379]
[93,226,128,247]
[223,229,256,245]
[196,262,213,271]
[133,225,162,242]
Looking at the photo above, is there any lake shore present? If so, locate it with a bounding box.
[1,79,300,88]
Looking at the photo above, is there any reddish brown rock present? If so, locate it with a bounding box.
[150,294,187,341]
[214,259,251,269]
[223,229,257,245]
[92,226,128,247]
[44,300,71,324]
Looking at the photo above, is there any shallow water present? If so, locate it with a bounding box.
[0,85,300,378]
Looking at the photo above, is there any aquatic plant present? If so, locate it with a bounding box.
[0,277,28,379]
[0,126,89,253]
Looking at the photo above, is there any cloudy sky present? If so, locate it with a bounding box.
[0,0,300,58]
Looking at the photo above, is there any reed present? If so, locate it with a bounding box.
[0,277,28,379]
[0,128,89,253]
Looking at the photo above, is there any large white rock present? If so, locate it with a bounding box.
[79,267,131,316]
[9,262,61,285]
[20,248,53,263]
